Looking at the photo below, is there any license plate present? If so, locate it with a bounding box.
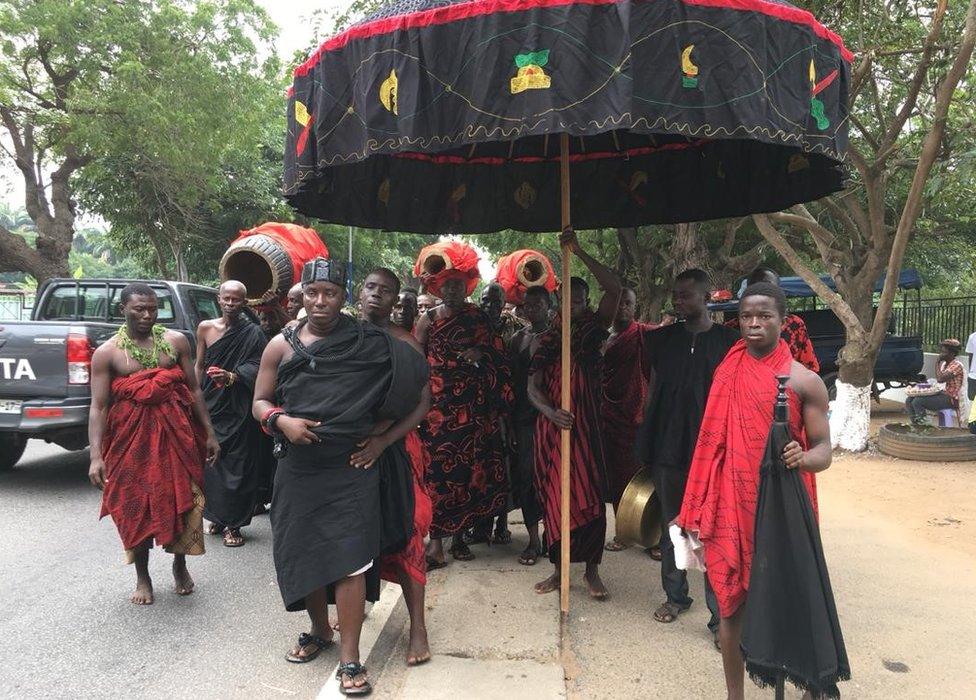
[0,400,22,414]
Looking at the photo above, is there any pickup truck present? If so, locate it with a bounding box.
[0,278,225,470]
[710,269,925,400]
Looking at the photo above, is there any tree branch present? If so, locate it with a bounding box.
[0,224,44,276]
[872,0,976,350]
[753,214,864,332]
[879,0,949,155]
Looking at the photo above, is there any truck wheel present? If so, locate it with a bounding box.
[0,434,27,471]
[878,423,976,462]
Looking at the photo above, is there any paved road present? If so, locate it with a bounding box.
[0,441,354,699]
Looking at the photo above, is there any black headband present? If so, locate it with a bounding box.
[301,258,346,288]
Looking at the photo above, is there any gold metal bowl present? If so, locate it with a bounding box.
[614,468,662,548]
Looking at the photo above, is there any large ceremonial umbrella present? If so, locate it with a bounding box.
[742,377,850,698]
[283,0,851,615]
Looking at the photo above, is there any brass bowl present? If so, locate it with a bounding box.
[615,468,662,548]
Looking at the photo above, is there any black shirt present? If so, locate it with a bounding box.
[636,322,738,470]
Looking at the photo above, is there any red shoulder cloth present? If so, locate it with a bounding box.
[677,340,818,617]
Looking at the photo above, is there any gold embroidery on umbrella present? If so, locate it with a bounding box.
[514,181,537,210]
[809,59,838,131]
[511,50,551,94]
[681,45,699,88]
[380,69,399,115]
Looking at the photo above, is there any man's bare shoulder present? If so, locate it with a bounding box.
[164,328,189,349]
[92,336,121,362]
[790,360,828,405]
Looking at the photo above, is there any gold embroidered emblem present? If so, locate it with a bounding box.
[510,50,551,94]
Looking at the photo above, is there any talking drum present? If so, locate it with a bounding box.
[614,468,662,548]
[495,249,559,305]
[219,222,329,304]
[417,246,453,277]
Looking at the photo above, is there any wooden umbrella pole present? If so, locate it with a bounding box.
[559,132,572,617]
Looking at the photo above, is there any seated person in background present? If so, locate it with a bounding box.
[906,338,964,425]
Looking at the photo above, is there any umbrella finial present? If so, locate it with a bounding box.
[774,375,790,423]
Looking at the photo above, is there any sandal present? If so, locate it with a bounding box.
[646,545,662,561]
[492,529,513,545]
[464,527,491,546]
[604,540,628,552]
[449,542,475,561]
[653,601,688,624]
[285,632,333,663]
[223,529,245,547]
[336,661,372,696]
[425,555,448,571]
[518,545,540,566]
[207,522,225,536]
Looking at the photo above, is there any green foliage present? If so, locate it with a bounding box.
[0,0,285,282]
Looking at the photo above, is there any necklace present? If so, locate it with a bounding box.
[116,324,173,369]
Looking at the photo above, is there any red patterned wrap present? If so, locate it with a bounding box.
[99,366,207,551]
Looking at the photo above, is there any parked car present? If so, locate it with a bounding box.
[0,278,225,470]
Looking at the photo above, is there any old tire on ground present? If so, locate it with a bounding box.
[0,433,27,471]
[878,423,976,462]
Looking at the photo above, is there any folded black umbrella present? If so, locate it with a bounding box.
[742,378,850,699]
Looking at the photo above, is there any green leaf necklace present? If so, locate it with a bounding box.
[116,324,174,369]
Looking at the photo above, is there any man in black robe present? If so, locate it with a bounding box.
[253,259,428,696]
[195,281,267,547]
[637,269,737,644]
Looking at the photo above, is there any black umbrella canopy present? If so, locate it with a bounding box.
[284,0,851,233]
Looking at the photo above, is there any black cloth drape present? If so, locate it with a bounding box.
[742,419,850,699]
[271,316,429,611]
[202,319,268,529]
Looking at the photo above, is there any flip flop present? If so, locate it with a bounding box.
[285,632,333,663]
[492,529,513,545]
[518,545,541,566]
[604,540,628,552]
[336,661,372,696]
[425,556,448,571]
[646,546,662,561]
[449,543,475,561]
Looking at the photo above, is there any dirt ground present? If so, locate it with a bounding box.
[561,400,976,699]
[376,400,976,699]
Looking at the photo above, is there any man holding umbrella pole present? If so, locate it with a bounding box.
[677,283,834,700]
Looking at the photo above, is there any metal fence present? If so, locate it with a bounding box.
[0,291,34,321]
[894,296,976,351]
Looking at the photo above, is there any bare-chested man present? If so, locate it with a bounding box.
[89,283,218,604]
[195,281,268,547]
